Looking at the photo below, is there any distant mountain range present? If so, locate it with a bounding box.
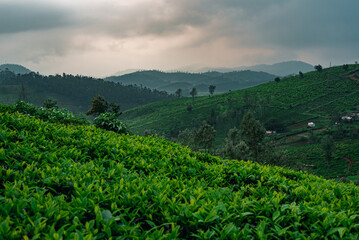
[183,61,314,77]
[107,61,313,94]
[0,61,314,95]
[106,70,277,95]
[0,64,32,75]
[112,61,314,77]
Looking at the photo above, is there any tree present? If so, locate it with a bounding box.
[190,87,197,103]
[43,98,58,109]
[86,95,108,117]
[195,123,216,152]
[240,111,266,162]
[223,127,250,160]
[209,85,216,96]
[321,135,335,166]
[343,64,349,71]
[178,128,197,148]
[175,88,182,98]
[314,64,323,72]
[86,95,121,117]
[299,71,304,78]
[274,77,280,83]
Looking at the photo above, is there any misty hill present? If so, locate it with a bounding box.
[0,64,32,75]
[106,70,276,95]
[0,71,172,114]
[199,61,314,77]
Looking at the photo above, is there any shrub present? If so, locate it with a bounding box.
[42,98,58,109]
[264,118,286,132]
[37,107,89,125]
[94,112,129,134]
[14,100,38,115]
[13,101,89,125]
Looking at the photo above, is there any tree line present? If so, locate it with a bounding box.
[0,70,173,114]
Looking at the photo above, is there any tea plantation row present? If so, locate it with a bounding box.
[1,111,359,239]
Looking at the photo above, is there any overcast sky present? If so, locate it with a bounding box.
[1,0,358,77]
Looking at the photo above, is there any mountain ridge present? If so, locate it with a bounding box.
[106,69,277,95]
[111,60,313,77]
[0,63,32,75]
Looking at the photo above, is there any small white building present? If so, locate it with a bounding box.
[307,122,315,128]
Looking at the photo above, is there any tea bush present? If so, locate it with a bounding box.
[94,112,129,134]
[13,101,89,125]
[1,111,359,239]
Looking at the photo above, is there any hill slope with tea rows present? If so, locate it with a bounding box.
[1,110,359,239]
[120,64,359,139]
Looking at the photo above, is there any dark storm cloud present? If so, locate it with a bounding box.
[0,1,71,34]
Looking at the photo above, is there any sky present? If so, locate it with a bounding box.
[1,0,358,77]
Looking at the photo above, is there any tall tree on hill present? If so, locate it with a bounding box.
[209,85,216,96]
[224,127,250,160]
[175,88,182,98]
[240,111,266,162]
[190,87,197,104]
[195,122,216,152]
[299,71,304,78]
[86,95,121,117]
[314,64,323,72]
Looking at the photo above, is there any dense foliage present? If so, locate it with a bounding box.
[1,111,359,239]
[0,71,172,114]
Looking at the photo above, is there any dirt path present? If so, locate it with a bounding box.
[348,73,359,82]
[344,69,359,83]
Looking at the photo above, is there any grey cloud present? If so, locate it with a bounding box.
[0,2,72,34]
[85,1,213,38]
[1,0,358,73]
[249,0,359,49]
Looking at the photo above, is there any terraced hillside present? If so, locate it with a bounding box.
[1,109,359,239]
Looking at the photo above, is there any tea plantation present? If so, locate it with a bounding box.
[1,110,359,239]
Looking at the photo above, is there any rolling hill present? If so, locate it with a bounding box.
[0,71,173,114]
[105,70,276,95]
[121,64,359,136]
[119,64,359,178]
[1,108,359,238]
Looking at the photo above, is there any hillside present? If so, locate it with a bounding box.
[121,64,359,136]
[120,64,359,177]
[1,109,359,238]
[105,70,276,95]
[0,71,172,114]
[0,64,31,75]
